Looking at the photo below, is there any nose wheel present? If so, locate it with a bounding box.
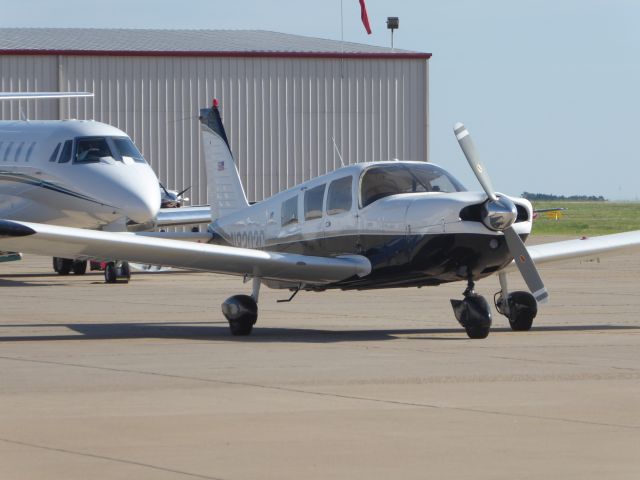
[104,261,131,284]
[451,277,492,339]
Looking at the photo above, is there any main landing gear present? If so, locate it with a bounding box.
[494,272,538,331]
[104,261,131,284]
[450,277,492,339]
[53,257,87,276]
[221,278,260,336]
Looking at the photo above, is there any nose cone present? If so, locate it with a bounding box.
[119,166,161,224]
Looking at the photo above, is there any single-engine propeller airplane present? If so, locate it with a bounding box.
[1,100,639,338]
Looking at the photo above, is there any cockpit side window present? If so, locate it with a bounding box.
[49,143,61,162]
[58,140,73,163]
[327,176,353,215]
[75,137,113,163]
[111,137,147,164]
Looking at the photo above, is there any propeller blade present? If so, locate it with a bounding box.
[503,227,549,303]
[453,122,498,202]
[177,186,191,197]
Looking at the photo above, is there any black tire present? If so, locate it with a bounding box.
[72,260,88,275]
[118,261,131,284]
[507,291,537,331]
[222,294,258,336]
[104,262,117,283]
[461,295,492,339]
[228,318,254,336]
[53,257,73,275]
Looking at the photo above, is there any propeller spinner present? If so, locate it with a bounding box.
[453,122,549,304]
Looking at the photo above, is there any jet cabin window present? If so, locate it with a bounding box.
[304,184,326,220]
[327,176,353,215]
[360,163,466,208]
[49,143,61,162]
[281,196,299,226]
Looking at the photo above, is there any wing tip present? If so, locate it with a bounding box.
[0,220,36,238]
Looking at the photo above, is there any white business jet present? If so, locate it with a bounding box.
[0,91,208,280]
[1,100,639,338]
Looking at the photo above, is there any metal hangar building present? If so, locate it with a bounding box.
[0,28,431,205]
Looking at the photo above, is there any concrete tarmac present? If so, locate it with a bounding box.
[0,244,639,479]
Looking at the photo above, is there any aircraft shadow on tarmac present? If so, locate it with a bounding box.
[0,322,638,343]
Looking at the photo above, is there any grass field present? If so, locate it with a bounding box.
[531,201,640,236]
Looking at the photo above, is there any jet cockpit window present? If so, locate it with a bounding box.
[58,140,73,163]
[75,137,114,163]
[111,137,147,164]
[327,176,353,215]
[360,163,466,208]
[304,184,326,220]
[281,196,299,226]
[49,143,61,162]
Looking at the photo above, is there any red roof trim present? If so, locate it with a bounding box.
[0,49,431,60]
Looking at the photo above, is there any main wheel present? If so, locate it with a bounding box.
[117,261,131,284]
[506,291,537,331]
[104,262,117,283]
[72,260,87,275]
[451,295,492,339]
[53,257,73,275]
[222,294,258,336]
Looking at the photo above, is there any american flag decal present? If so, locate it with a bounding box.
[217,161,225,171]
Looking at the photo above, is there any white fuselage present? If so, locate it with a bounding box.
[0,120,160,229]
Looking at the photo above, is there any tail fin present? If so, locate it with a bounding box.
[200,100,249,220]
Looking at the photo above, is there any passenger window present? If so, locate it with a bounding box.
[75,137,113,163]
[281,196,299,226]
[4,142,14,162]
[49,143,61,162]
[327,176,352,215]
[0,142,3,161]
[58,140,73,163]
[25,142,36,162]
[304,184,326,220]
[14,142,25,161]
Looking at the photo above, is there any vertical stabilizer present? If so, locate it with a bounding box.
[200,100,249,220]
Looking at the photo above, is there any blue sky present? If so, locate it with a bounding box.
[2,0,639,199]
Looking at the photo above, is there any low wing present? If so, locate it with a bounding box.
[156,205,211,227]
[504,230,640,272]
[0,220,371,285]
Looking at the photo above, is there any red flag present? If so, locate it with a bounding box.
[359,0,372,35]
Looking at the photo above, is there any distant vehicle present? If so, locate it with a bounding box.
[2,101,640,339]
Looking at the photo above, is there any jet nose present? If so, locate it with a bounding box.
[117,165,161,225]
[125,189,161,225]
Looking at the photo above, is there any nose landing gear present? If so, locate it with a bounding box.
[450,277,492,339]
[495,272,538,331]
[104,261,131,284]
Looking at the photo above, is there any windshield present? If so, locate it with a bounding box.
[111,137,147,163]
[360,163,466,207]
[74,136,147,164]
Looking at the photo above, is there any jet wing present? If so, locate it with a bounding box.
[0,220,371,285]
[156,206,211,227]
[504,230,640,272]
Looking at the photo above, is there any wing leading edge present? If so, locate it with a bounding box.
[0,220,371,285]
[504,230,640,273]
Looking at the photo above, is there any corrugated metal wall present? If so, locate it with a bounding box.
[1,54,428,204]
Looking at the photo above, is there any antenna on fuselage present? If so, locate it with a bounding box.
[331,136,346,168]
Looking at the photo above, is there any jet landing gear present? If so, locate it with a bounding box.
[104,261,131,284]
[53,257,87,276]
[450,277,492,339]
[221,278,260,336]
[495,273,538,331]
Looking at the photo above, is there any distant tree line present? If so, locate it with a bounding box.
[522,192,607,202]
